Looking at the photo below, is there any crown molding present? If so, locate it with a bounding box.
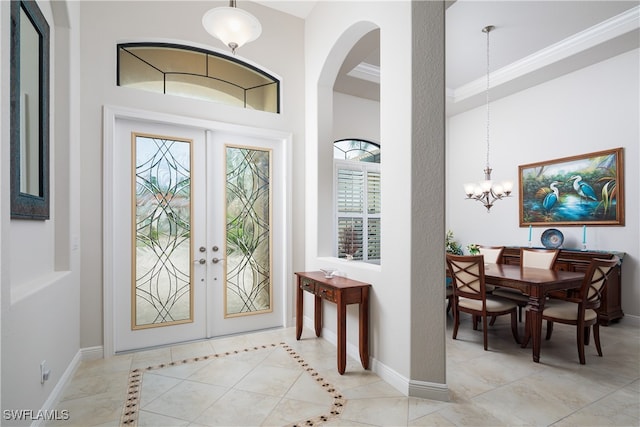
[347,61,380,84]
[450,5,640,105]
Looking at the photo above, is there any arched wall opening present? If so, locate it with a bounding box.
[315,22,380,259]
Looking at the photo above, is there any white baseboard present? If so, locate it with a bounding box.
[300,316,450,402]
[32,351,82,427]
[618,314,639,327]
[80,345,104,361]
[408,378,451,401]
[32,346,105,427]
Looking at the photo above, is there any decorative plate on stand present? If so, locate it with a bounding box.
[541,228,564,249]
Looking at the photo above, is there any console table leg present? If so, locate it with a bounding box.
[337,297,347,375]
[314,296,322,337]
[296,278,303,340]
[359,287,370,369]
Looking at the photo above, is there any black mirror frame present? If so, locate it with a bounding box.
[10,0,50,220]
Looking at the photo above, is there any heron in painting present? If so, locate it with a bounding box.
[543,181,560,212]
[569,175,597,202]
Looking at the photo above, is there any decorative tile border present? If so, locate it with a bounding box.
[120,342,345,426]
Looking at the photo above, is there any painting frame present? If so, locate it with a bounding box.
[519,148,624,227]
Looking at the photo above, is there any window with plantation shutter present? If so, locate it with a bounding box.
[334,141,380,263]
[366,171,381,260]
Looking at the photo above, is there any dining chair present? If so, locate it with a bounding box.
[477,245,504,294]
[521,257,619,364]
[446,254,520,350]
[520,247,560,269]
[478,245,505,264]
[492,248,560,321]
[445,278,453,315]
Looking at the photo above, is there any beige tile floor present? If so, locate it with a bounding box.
[45,314,639,426]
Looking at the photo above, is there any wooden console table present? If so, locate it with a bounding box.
[295,271,371,374]
[502,247,625,325]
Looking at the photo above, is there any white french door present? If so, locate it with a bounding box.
[111,117,284,353]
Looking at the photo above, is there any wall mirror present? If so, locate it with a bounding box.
[10,0,50,220]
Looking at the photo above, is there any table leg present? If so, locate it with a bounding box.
[337,293,347,375]
[314,295,322,337]
[296,277,303,340]
[359,287,370,369]
[528,294,545,363]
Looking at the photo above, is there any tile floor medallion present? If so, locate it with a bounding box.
[120,342,345,427]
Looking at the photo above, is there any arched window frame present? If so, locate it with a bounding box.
[117,42,280,113]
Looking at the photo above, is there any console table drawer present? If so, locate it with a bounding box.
[315,285,335,302]
[300,279,315,293]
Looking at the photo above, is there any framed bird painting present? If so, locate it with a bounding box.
[519,147,624,227]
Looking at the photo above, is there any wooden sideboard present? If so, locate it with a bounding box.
[501,247,625,325]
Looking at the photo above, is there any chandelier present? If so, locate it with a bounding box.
[202,0,262,54]
[463,25,513,212]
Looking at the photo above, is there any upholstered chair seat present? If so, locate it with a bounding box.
[458,296,517,312]
[540,300,598,322]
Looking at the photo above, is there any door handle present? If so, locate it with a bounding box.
[212,257,225,264]
[194,258,206,265]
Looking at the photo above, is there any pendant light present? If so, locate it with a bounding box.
[202,0,262,54]
[463,25,513,212]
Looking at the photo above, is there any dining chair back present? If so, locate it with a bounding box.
[478,245,505,264]
[491,247,558,322]
[520,248,560,269]
[522,257,619,364]
[446,254,520,350]
[477,245,504,294]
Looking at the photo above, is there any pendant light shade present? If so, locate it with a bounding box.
[202,1,262,54]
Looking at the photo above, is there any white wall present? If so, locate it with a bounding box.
[333,92,380,143]
[1,0,82,417]
[447,48,640,319]
[77,1,305,348]
[305,1,447,399]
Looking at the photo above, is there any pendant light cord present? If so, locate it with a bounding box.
[484,25,492,171]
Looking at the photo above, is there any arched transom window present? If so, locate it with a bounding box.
[117,43,280,113]
[333,139,380,162]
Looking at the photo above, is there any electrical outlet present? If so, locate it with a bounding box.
[40,360,51,384]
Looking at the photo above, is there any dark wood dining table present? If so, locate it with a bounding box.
[483,263,585,363]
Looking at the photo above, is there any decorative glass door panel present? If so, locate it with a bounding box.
[133,134,193,328]
[111,116,284,352]
[225,146,272,317]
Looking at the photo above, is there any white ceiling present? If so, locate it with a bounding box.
[253,0,317,19]
[255,1,640,115]
[445,1,639,114]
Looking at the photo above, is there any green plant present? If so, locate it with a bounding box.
[445,230,463,255]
